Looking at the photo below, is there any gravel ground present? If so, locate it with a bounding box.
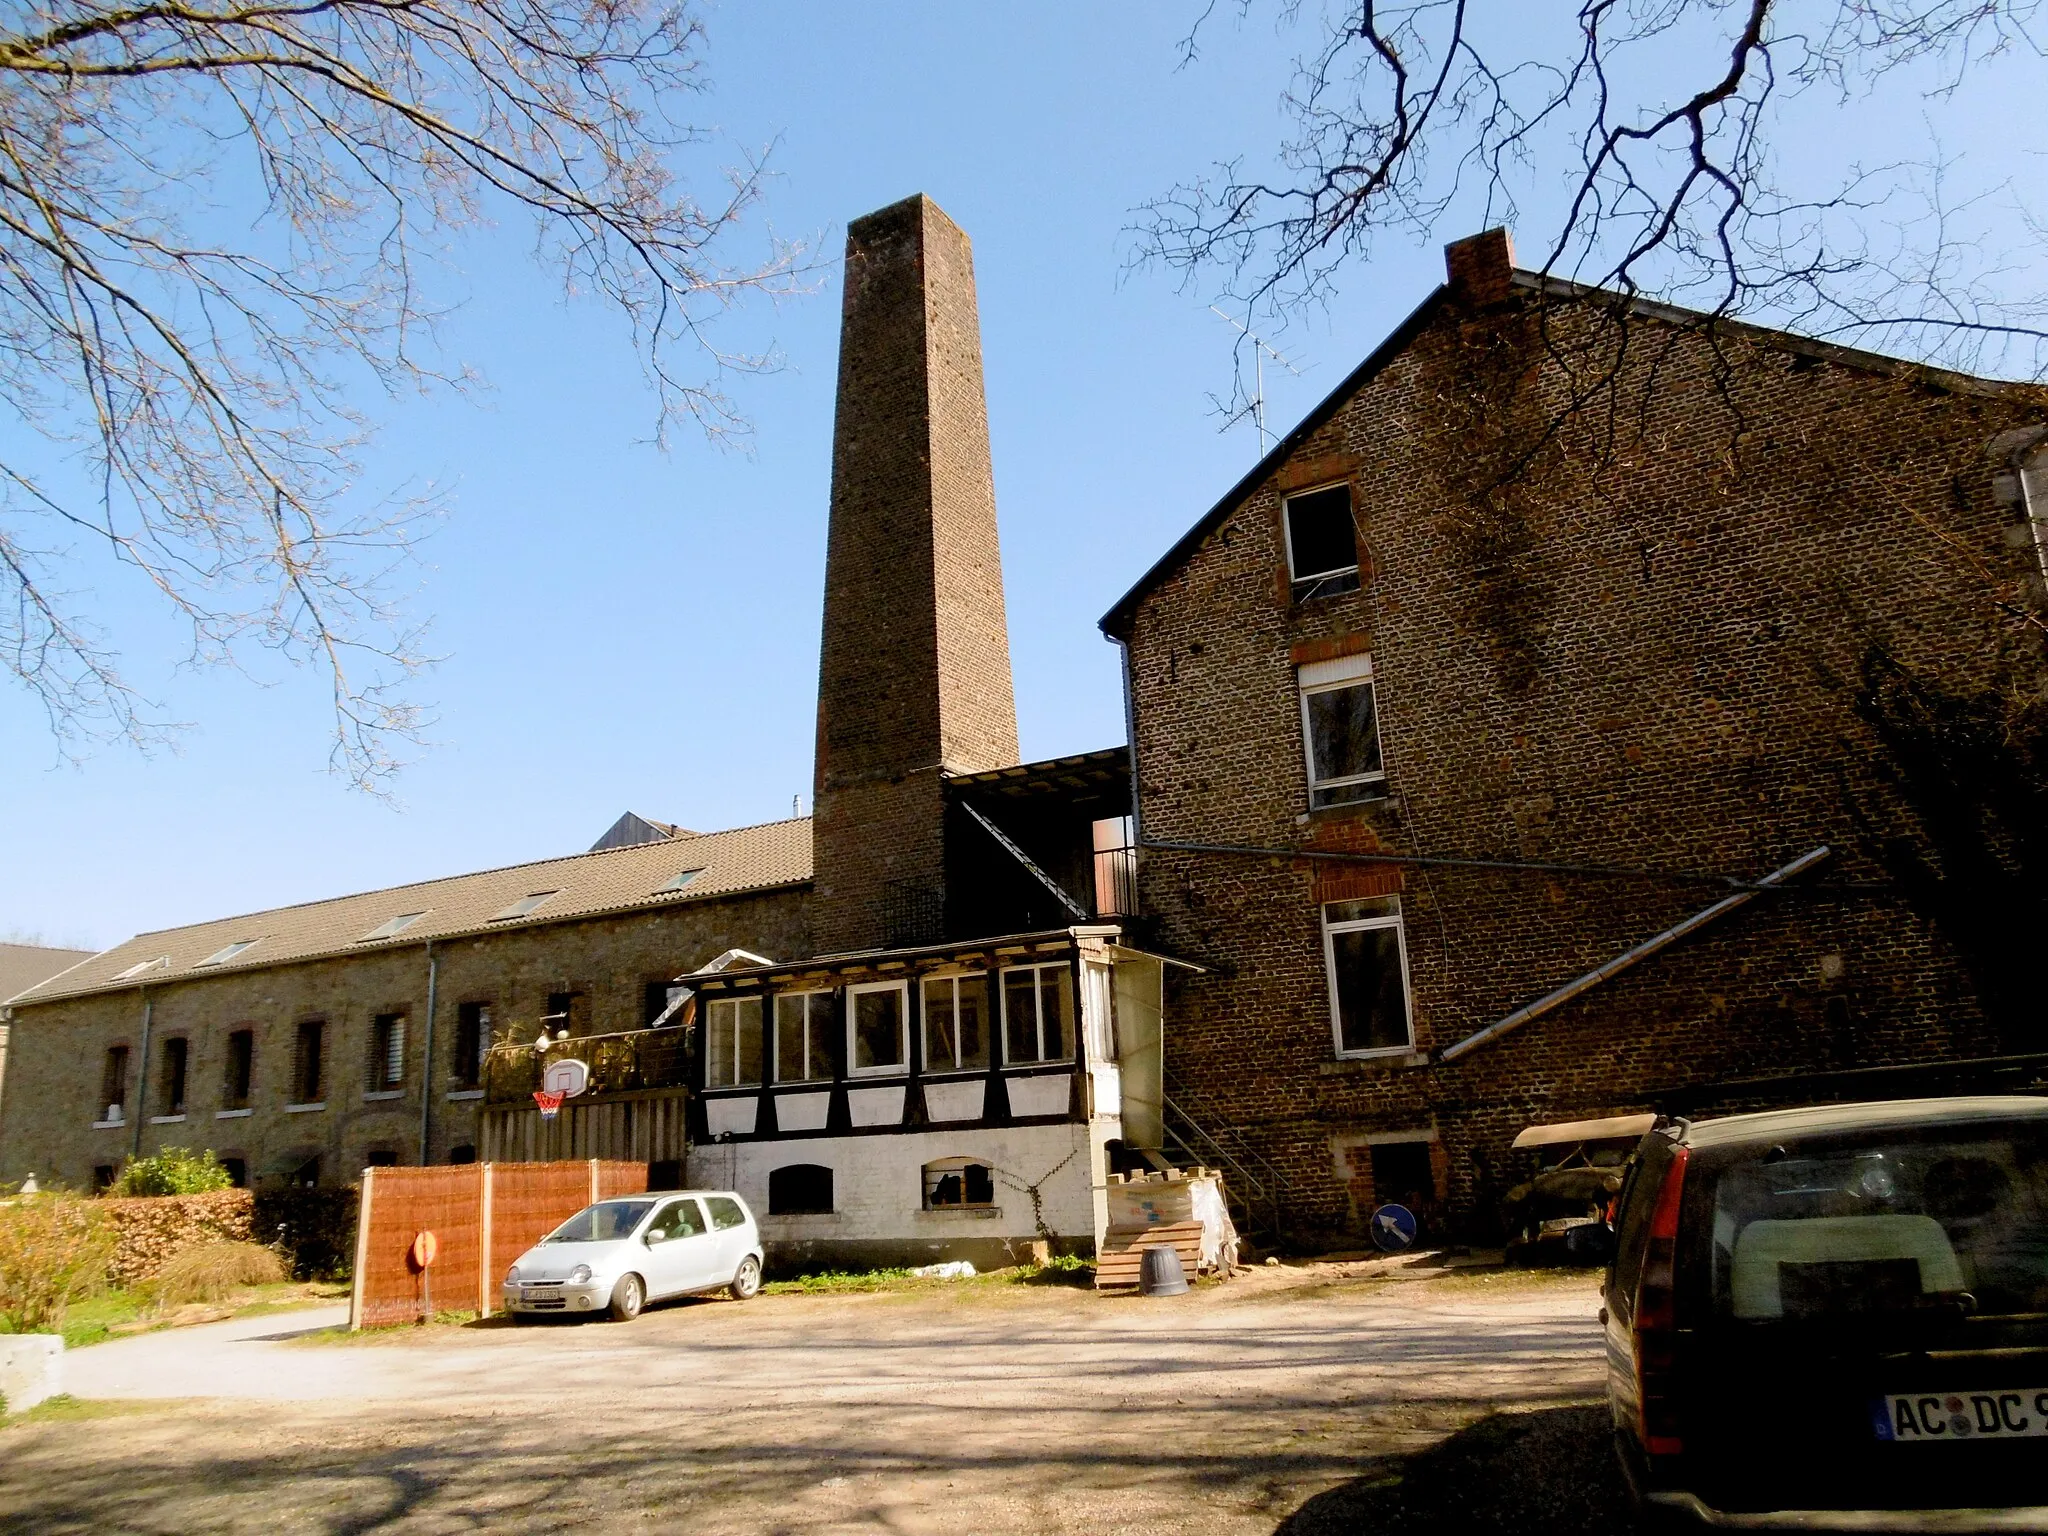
[0,1260,1632,1534]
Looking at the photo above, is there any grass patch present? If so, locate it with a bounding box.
[25,1279,350,1350]
[55,1291,147,1349]
[1008,1255,1095,1287]
[761,1258,1098,1296]
[762,1267,914,1295]
[3,1395,163,1428]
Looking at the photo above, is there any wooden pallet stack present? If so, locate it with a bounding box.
[1097,1167,1232,1292]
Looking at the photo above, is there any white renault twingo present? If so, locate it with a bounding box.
[502,1190,764,1321]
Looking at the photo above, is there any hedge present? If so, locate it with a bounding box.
[98,1188,253,1286]
[253,1187,359,1281]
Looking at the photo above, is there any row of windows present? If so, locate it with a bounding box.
[703,963,1075,1090]
[94,1000,507,1123]
[762,1158,995,1216]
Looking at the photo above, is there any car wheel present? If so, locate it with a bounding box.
[729,1255,762,1301]
[608,1273,644,1322]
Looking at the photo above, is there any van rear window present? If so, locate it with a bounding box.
[1707,1123,2048,1321]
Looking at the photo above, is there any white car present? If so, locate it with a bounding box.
[501,1190,764,1321]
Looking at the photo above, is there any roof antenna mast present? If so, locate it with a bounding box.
[1211,307,1301,458]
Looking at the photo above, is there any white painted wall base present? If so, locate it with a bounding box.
[0,1335,62,1414]
[690,1122,1098,1267]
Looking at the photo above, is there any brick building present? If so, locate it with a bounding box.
[11,206,2042,1260]
[1100,229,2048,1241]
[0,820,810,1190]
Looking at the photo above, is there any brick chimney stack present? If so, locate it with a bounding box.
[1444,228,1516,306]
[811,195,1019,953]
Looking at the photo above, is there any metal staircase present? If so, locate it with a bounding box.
[1151,1077,1295,1248]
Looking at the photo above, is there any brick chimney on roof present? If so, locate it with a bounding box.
[1444,228,1516,306]
[811,194,1019,953]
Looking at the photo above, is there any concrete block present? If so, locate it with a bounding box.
[0,1335,62,1414]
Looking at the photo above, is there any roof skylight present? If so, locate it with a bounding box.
[197,939,260,967]
[490,891,560,922]
[114,955,172,981]
[657,868,705,894]
[357,911,427,942]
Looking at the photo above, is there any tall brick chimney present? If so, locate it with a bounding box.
[811,195,1019,953]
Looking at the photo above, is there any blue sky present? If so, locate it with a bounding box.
[3,5,2039,951]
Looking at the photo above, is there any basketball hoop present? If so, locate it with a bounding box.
[533,1089,565,1120]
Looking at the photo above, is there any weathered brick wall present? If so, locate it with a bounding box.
[1120,257,2047,1243]
[812,195,1018,953]
[0,887,810,1192]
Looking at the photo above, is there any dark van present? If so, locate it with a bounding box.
[1604,1097,2048,1529]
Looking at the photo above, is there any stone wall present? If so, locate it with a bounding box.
[0,887,810,1192]
[1116,244,2048,1241]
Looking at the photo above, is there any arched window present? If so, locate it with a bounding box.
[922,1156,994,1209]
[768,1163,834,1215]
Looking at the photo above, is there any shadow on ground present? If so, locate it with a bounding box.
[1277,1405,1634,1535]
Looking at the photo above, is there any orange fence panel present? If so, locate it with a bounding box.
[353,1165,483,1328]
[349,1160,648,1330]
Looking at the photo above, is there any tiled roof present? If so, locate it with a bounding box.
[8,818,812,1006]
[0,944,96,1004]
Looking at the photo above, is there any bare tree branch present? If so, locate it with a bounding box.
[0,0,807,787]
[1138,1,2048,376]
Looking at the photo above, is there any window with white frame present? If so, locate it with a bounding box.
[1001,964,1073,1065]
[847,981,909,1076]
[1284,483,1361,601]
[1299,652,1386,808]
[1323,897,1414,1057]
[774,991,833,1083]
[704,995,764,1088]
[922,973,990,1073]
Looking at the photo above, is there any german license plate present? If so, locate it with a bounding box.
[523,1286,562,1302]
[1874,1390,2048,1442]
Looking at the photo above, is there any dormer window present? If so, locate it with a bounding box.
[1284,483,1361,601]
[197,939,260,967]
[658,868,704,894]
[357,912,426,942]
[489,891,558,921]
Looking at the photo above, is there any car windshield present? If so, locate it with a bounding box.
[542,1200,655,1244]
[1708,1120,2048,1321]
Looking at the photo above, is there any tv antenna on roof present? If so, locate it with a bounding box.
[1211,306,1301,459]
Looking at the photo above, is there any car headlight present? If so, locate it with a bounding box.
[570,1264,592,1284]
[505,1265,521,1284]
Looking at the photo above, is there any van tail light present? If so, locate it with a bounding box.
[1633,1144,1691,1458]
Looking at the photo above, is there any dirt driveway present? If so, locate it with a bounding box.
[0,1262,1633,1534]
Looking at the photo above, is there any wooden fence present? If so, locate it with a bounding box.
[349,1160,647,1328]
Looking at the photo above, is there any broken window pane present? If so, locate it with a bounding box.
[1285,484,1361,598]
[924,1158,996,1208]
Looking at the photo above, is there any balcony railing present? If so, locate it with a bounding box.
[483,1026,691,1104]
